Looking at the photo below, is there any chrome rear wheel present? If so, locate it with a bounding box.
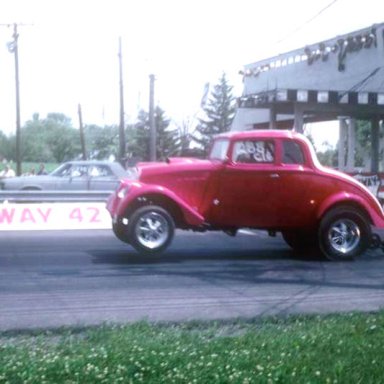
[319,206,370,261]
[327,218,360,255]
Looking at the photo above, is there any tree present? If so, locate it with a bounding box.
[316,144,338,167]
[83,124,119,160]
[192,73,236,154]
[21,113,81,163]
[355,120,374,167]
[303,126,338,167]
[127,107,181,162]
[339,119,383,169]
[0,131,13,162]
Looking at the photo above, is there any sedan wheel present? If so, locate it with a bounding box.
[128,205,174,254]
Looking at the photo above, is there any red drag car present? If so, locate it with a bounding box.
[107,130,384,260]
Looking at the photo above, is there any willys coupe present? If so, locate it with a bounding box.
[107,130,384,261]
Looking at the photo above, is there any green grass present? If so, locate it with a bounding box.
[0,311,384,383]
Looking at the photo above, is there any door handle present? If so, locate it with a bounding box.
[270,173,280,178]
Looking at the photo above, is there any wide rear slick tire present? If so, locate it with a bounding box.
[127,205,175,255]
[318,206,371,261]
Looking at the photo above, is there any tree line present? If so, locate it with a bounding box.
[0,73,236,167]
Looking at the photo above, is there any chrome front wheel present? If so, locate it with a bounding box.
[128,206,175,254]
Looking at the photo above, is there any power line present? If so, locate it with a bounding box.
[275,0,340,45]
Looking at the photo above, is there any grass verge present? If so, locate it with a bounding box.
[0,311,383,383]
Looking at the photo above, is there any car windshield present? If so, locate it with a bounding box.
[50,163,70,177]
[50,163,88,177]
[209,139,229,161]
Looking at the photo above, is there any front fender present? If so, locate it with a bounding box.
[317,191,384,228]
[116,182,205,226]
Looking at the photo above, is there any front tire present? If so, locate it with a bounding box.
[318,206,371,261]
[281,230,316,251]
[127,205,175,254]
[112,221,130,244]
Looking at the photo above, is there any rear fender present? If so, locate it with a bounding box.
[117,183,205,226]
[317,192,384,227]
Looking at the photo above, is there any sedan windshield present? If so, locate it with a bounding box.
[50,163,71,177]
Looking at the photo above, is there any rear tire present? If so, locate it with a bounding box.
[318,206,371,261]
[127,205,175,254]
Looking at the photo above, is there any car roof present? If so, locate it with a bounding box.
[60,161,127,177]
[216,129,304,141]
[64,161,117,166]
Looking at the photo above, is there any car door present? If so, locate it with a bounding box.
[208,138,280,228]
[270,139,315,227]
[54,164,90,190]
[88,165,120,191]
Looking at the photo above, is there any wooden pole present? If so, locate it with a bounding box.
[78,104,87,160]
[118,37,126,165]
[149,74,156,162]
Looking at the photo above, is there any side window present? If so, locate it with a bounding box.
[282,140,305,165]
[92,165,113,177]
[71,165,88,177]
[233,140,275,163]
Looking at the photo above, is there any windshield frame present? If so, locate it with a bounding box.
[209,138,230,161]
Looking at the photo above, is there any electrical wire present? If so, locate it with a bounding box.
[349,67,381,92]
[275,0,340,45]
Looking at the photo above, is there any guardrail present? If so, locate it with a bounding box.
[0,190,112,203]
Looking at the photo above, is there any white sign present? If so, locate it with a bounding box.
[0,202,112,231]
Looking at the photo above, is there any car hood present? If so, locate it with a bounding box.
[137,158,223,187]
[137,158,220,182]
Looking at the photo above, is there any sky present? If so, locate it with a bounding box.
[0,0,383,148]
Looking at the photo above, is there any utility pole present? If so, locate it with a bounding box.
[5,24,21,175]
[149,74,156,162]
[1,22,31,175]
[78,104,87,160]
[118,37,126,166]
[12,24,21,175]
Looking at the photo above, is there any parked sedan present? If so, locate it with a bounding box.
[0,161,129,191]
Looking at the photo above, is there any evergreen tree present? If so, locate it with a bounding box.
[192,73,236,154]
[127,107,181,162]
